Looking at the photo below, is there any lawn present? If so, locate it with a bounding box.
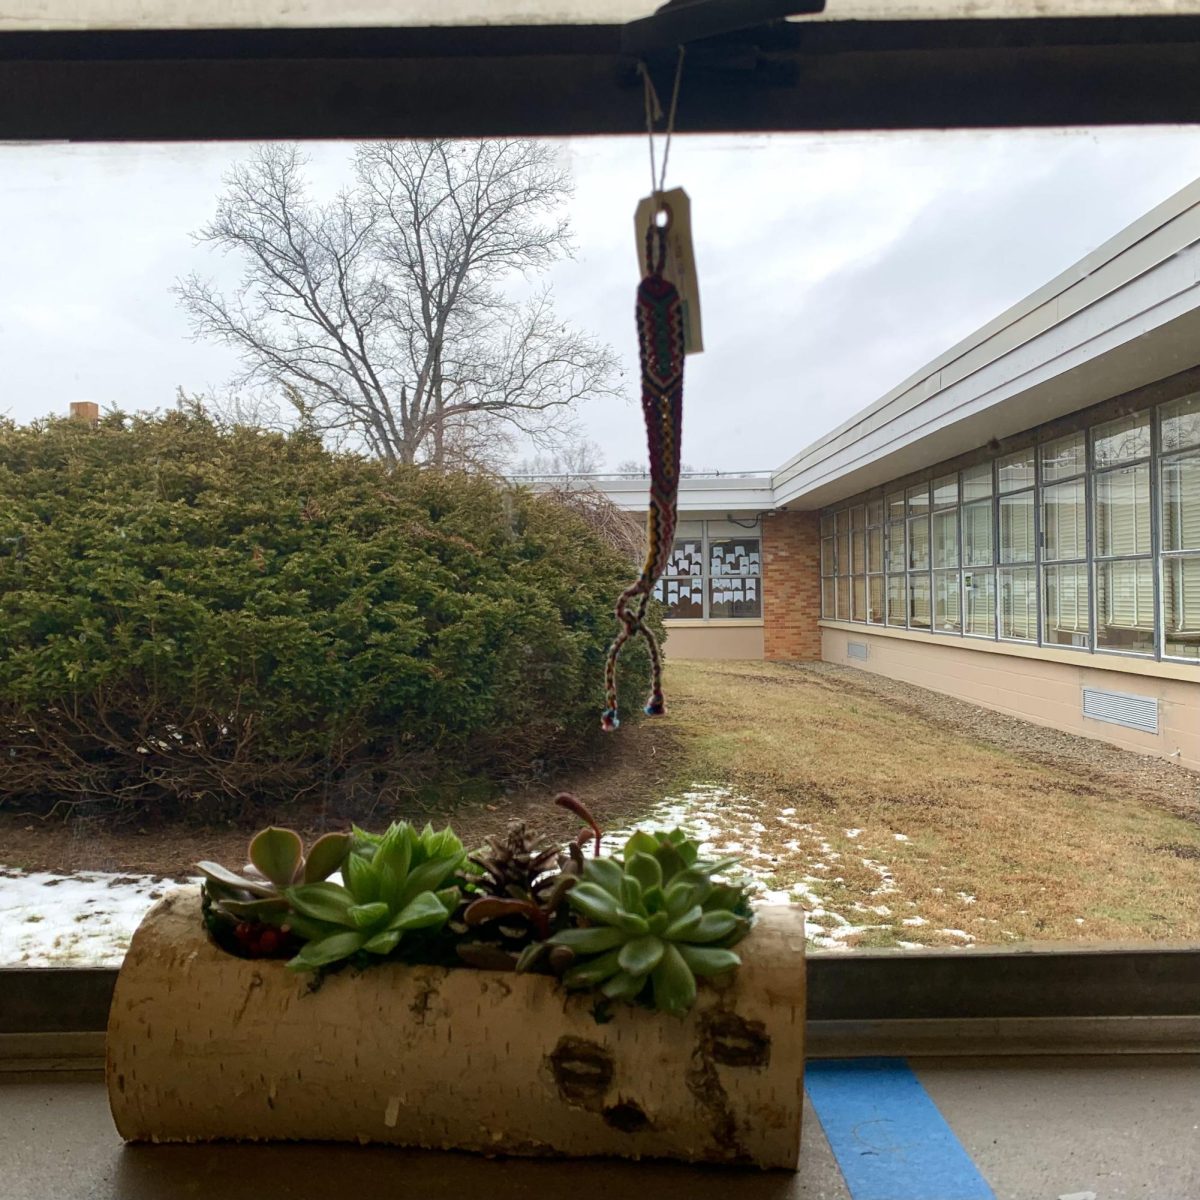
[4,657,1200,963]
[637,660,1200,950]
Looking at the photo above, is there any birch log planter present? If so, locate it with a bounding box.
[107,888,806,1168]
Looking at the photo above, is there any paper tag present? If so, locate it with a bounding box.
[635,186,703,355]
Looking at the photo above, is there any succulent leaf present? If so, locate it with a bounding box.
[626,852,662,893]
[288,881,356,925]
[387,891,452,932]
[348,901,390,929]
[567,883,622,923]
[548,926,626,954]
[618,934,664,976]
[287,930,367,971]
[303,832,351,884]
[651,943,697,1016]
[197,861,276,898]
[249,827,305,888]
[583,857,624,897]
[676,944,741,977]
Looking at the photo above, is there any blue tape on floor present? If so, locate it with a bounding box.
[806,1057,995,1200]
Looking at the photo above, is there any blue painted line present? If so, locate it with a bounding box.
[806,1057,995,1200]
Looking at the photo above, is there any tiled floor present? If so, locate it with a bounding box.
[1,1057,1197,1200]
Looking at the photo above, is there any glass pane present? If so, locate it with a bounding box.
[887,491,906,522]
[820,513,835,538]
[837,531,850,574]
[867,575,885,625]
[821,537,835,576]
[934,570,961,633]
[999,491,1035,563]
[1041,431,1086,482]
[932,509,959,569]
[709,574,760,619]
[665,538,703,576]
[907,573,931,630]
[1162,454,1200,552]
[867,499,884,527]
[1042,478,1086,561]
[963,569,996,637]
[1163,556,1200,660]
[1095,463,1151,557]
[886,520,906,572]
[851,530,866,574]
[962,498,994,566]
[997,449,1035,493]
[908,515,930,569]
[835,509,849,536]
[1096,559,1154,654]
[1094,411,1151,467]
[709,539,760,576]
[836,576,850,622]
[932,473,958,510]
[962,461,993,501]
[867,527,883,573]
[999,567,1037,640]
[655,577,703,619]
[906,483,930,516]
[1043,563,1090,648]
[852,576,867,622]
[822,577,835,619]
[1161,393,1200,454]
[850,505,865,533]
[886,575,906,627]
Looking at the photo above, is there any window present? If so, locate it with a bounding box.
[654,520,761,620]
[655,524,704,619]
[1041,433,1089,648]
[1094,413,1153,655]
[964,568,996,637]
[819,364,1200,668]
[1160,394,1200,660]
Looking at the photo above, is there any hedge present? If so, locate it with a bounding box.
[0,411,659,817]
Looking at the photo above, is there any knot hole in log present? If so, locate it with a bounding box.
[548,1036,614,1107]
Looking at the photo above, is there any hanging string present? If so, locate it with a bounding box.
[637,46,686,205]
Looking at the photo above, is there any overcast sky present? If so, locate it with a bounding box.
[3,129,1200,473]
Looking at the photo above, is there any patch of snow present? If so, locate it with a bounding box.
[956,892,977,904]
[940,928,976,942]
[844,828,863,840]
[0,867,178,967]
[902,916,928,927]
[893,833,910,842]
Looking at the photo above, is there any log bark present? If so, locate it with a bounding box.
[107,889,806,1168]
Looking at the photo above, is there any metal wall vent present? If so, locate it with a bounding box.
[846,641,869,661]
[1082,687,1159,735]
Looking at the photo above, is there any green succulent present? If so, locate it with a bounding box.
[544,829,752,1015]
[282,821,465,972]
[198,827,351,957]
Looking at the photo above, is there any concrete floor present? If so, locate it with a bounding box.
[1,1058,1197,1200]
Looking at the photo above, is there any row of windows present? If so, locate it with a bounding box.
[820,392,1200,662]
[653,519,762,620]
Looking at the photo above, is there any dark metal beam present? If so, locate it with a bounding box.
[1,16,1200,140]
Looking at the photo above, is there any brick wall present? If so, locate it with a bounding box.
[762,509,821,660]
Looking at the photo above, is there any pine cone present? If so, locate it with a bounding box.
[468,820,568,903]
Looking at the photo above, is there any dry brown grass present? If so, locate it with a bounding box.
[655,659,1200,949]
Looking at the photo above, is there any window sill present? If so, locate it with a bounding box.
[818,620,1200,682]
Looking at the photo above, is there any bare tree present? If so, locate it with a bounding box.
[511,438,604,477]
[176,142,621,470]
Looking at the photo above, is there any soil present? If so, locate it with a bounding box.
[0,718,684,879]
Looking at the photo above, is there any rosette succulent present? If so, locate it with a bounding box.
[544,829,752,1015]
[282,821,465,972]
[198,826,350,958]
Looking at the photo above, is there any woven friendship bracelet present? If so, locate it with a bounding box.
[602,216,685,733]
